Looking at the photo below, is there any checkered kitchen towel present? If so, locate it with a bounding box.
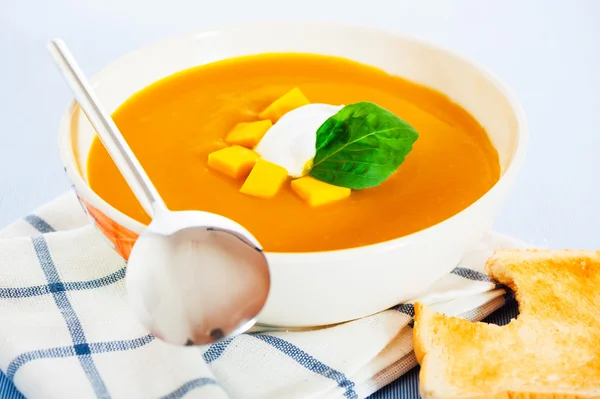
[0,192,526,399]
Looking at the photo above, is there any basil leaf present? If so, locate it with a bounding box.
[309,102,419,189]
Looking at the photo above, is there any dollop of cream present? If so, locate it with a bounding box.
[255,103,343,177]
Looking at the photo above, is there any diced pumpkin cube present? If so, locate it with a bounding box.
[291,177,351,207]
[240,159,288,198]
[207,145,259,179]
[259,88,310,122]
[225,120,273,148]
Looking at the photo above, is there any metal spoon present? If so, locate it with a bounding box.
[48,39,271,346]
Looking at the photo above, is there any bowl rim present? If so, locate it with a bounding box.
[58,20,528,262]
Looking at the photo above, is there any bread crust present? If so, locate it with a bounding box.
[413,250,600,399]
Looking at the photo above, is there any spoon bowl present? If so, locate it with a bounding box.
[126,210,270,345]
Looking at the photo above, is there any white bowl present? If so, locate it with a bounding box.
[58,21,527,327]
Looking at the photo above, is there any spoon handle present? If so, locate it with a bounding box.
[48,39,167,217]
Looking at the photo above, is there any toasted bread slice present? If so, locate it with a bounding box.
[414,249,600,399]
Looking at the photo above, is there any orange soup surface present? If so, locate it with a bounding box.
[87,54,500,253]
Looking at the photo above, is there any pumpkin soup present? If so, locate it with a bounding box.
[87,53,499,252]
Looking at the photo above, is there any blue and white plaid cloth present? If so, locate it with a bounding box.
[0,192,526,398]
